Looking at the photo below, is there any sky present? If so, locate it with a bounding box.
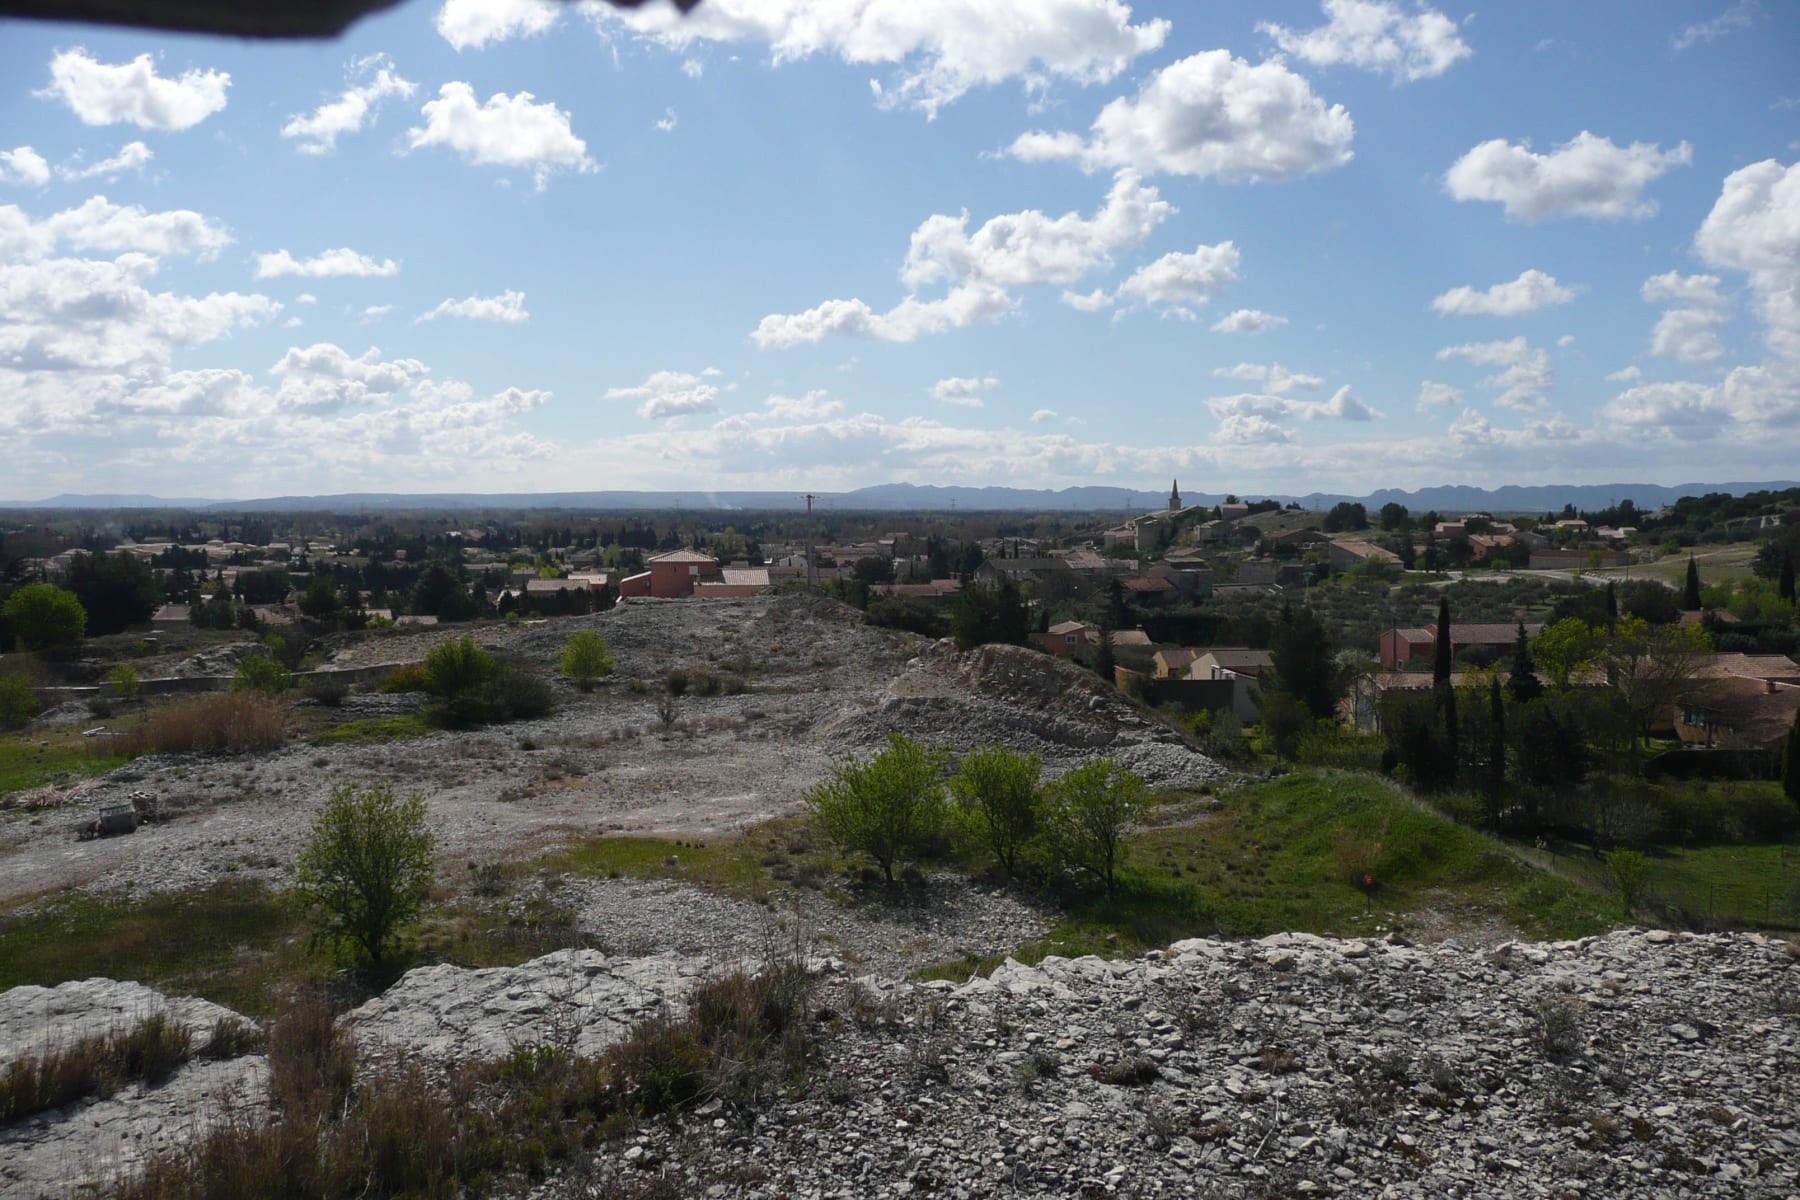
[1,0,1797,501]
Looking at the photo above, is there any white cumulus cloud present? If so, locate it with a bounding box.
[1,195,232,262]
[1431,268,1574,316]
[1006,51,1354,183]
[1210,308,1286,334]
[1259,0,1471,82]
[1649,307,1727,363]
[931,375,999,407]
[436,0,561,50]
[585,0,1169,117]
[1641,271,1726,307]
[1113,242,1239,319]
[1415,380,1462,411]
[1436,336,1553,410]
[254,248,399,279]
[756,171,1171,348]
[54,141,153,181]
[0,147,51,187]
[1694,159,1800,359]
[1444,131,1691,221]
[418,290,528,323]
[282,55,416,155]
[605,368,722,420]
[408,83,596,189]
[1211,362,1323,394]
[39,49,229,131]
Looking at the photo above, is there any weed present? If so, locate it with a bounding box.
[0,1011,194,1122]
[1535,997,1584,1062]
[115,693,286,757]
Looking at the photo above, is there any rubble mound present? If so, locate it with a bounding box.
[569,929,1800,1199]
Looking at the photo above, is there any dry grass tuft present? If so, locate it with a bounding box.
[113,693,286,757]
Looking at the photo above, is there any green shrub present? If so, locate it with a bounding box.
[950,745,1042,877]
[302,675,349,706]
[806,733,950,883]
[664,670,690,698]
[106,663,141,701]
[423,637,495,698]
[0,672,40,730]
[292,781,435,967]
[1608,849,1652,916]
[485,661,554,721]
[689,669,723,697]
[1044,758,1150,894]
[559,630,616,692]
[231,654,292,696]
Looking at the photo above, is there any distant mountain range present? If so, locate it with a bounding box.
[3,481,1796,514]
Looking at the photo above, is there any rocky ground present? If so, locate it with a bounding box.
[1,595,1221,906]
[13,596,1791,1197]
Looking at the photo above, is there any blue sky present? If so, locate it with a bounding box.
[2,0,1797,500]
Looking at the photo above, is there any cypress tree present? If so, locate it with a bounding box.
[1487,677,1507,821]
[1604,582,1618,631]
[1433,596,1452,687]
[1784,709,1800,809]
[1781,550,1796,604]
[1507,620,1545,704]
[1095,628,1116,685]
[1683,555,1702,611]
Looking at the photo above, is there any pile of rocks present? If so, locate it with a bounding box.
[556,929,1799,1199]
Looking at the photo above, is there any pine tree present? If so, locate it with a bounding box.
[1433,596,1452,687]
[1683,555,1702,611]
[1507,620,1545,704]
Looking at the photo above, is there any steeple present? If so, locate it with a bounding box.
[1169,479,1181,511]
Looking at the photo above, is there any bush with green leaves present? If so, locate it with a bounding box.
[424,636,496,697]
[105,664,140,701]
[293,781,435,967]
[1044,758,1150,894]
[3,584,86,650]
[806,733,950,883]
[949,745,1042,877]
[0,672,40,730]
[1607,849,1653,917]
[232,653,292,696]
[559,630,616,691]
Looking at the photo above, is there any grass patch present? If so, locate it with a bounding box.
[0,882,310,1017]
[540,823,813,902]
[308,714,434,747]
[0,731,131,798]
[113,694,286,757]
[918,770,1615,979]
[0,1010,197,1122]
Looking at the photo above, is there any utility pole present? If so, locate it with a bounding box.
[801,493,818,590]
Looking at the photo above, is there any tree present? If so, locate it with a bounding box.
[559,630,617,692]
[1486,678,1506,820]
[1604,581,1618,631]
[3,584,86,649]
[1094,628,1115,684]
[1378,502,1410,531]
[1512,697,1588,791]
[1432,596,1452,688]
[1260,690,1312,764]
[1323,502,1368,532]
[1532,618,1601,690]
[298,577,339,619]
[1781,551,1796,604]
[806,734,950,884]
[1269,602,1338,719]
[1783,709,1800,809]
[1044,758,1148,894]
[1507,621,1545,704]
[949,746,1042,877]
[66,552,161,636]
[1608,850,1652,917]
[950,580,1030,651]
[1683,556,1702,612]
[293,781,435,968]
[1599,616,1710,750]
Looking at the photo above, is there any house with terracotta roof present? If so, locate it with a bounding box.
[617,549,723,599]
[1379,622,1543,671]
[1041,619,1096,656]
[1327,540,1402,573]
[1675,654,1800,750]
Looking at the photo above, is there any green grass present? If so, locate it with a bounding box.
[919,770,1616,980]
[1647,843,1800,929]
[0,732,131,798]
[0,883,311,1016]
[308,714,434,746]
[538,826,803,901]
[1581,542,1762,587]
